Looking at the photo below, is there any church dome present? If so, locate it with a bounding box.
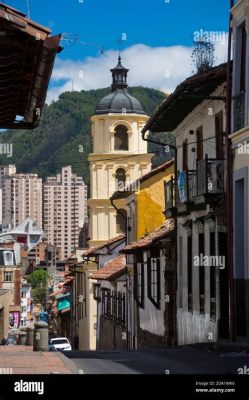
[95,57,146,115]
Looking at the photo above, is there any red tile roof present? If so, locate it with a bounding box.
[122,219,174,253]
[91,254,126,281]
[60,277,75,287]
[49,289,63,298]
[0,2,62,129]
[83,234,125,257]
[135,159,174,184]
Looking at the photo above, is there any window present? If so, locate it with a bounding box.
[215,112,224,159]
[116,209,127,234]
[112,292,117,322]
[134,253,144,308]
[117,292,126,326]
[3,251,14,266]
[21,291,26,299]
[196,126,203,162]
[182,139,188,170]
[147,255,161,309]
[199,233,205,314]
[4,271,13,282]
[187,235,193,311]
[101,289,111,318]
[240,22,246,93]
[210,232,216,319]
[115,168,126,190]
[234,22,247,132]
[93,283,101,302]
[114,125,128,151]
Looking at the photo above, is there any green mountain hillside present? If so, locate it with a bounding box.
[0,87,173,185]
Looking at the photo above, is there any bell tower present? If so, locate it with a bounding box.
[88,57,152,247]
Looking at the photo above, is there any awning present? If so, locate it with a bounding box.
[57,294,70,312]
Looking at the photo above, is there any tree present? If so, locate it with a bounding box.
[31,287,47,308]
[191,40,215,74]
[27,269,49,289]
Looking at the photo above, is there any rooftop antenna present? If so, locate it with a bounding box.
[26,0,31,18]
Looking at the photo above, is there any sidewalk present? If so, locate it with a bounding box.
[187,341,249,354]
[0,346,78,374]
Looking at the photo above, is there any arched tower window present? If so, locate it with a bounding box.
[114,125,128,151]
[115,168,126,190]
[116,209,127,234]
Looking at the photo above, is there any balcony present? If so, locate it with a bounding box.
[164,156,224,216]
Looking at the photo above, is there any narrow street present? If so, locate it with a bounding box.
[64,348,249,375]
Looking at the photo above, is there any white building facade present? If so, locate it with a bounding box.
[20,283,32,327]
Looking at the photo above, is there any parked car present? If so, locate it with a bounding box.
[6,336,17,346]
[49,337,72,351]
[48,342,57,351]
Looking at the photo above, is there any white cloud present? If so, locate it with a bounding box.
[47,39,228,103]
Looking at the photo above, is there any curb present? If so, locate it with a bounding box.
[56,352,79,374]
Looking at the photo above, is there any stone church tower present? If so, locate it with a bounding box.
[88,57,152,247]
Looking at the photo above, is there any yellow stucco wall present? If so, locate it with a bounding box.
[136,164,174,240]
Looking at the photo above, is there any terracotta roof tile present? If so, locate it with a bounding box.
[122,219,174,253]
[61,277,75,287]
[91,254,126,281]
[83,234,125,257]
[0,2,62,129]
[49,289,63,297]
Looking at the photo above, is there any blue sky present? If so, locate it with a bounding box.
[8,0,230,100]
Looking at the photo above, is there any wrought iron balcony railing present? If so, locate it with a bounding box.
[196,155,224,196]
[164,156,224,214]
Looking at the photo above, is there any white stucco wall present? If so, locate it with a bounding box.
[172,84,226,345]
[138,252,166,336]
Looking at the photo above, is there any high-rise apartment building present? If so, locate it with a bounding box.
[0,165,16,226]
[43,166,87,260]
[2,172,42,229]
[0,165,16,187]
